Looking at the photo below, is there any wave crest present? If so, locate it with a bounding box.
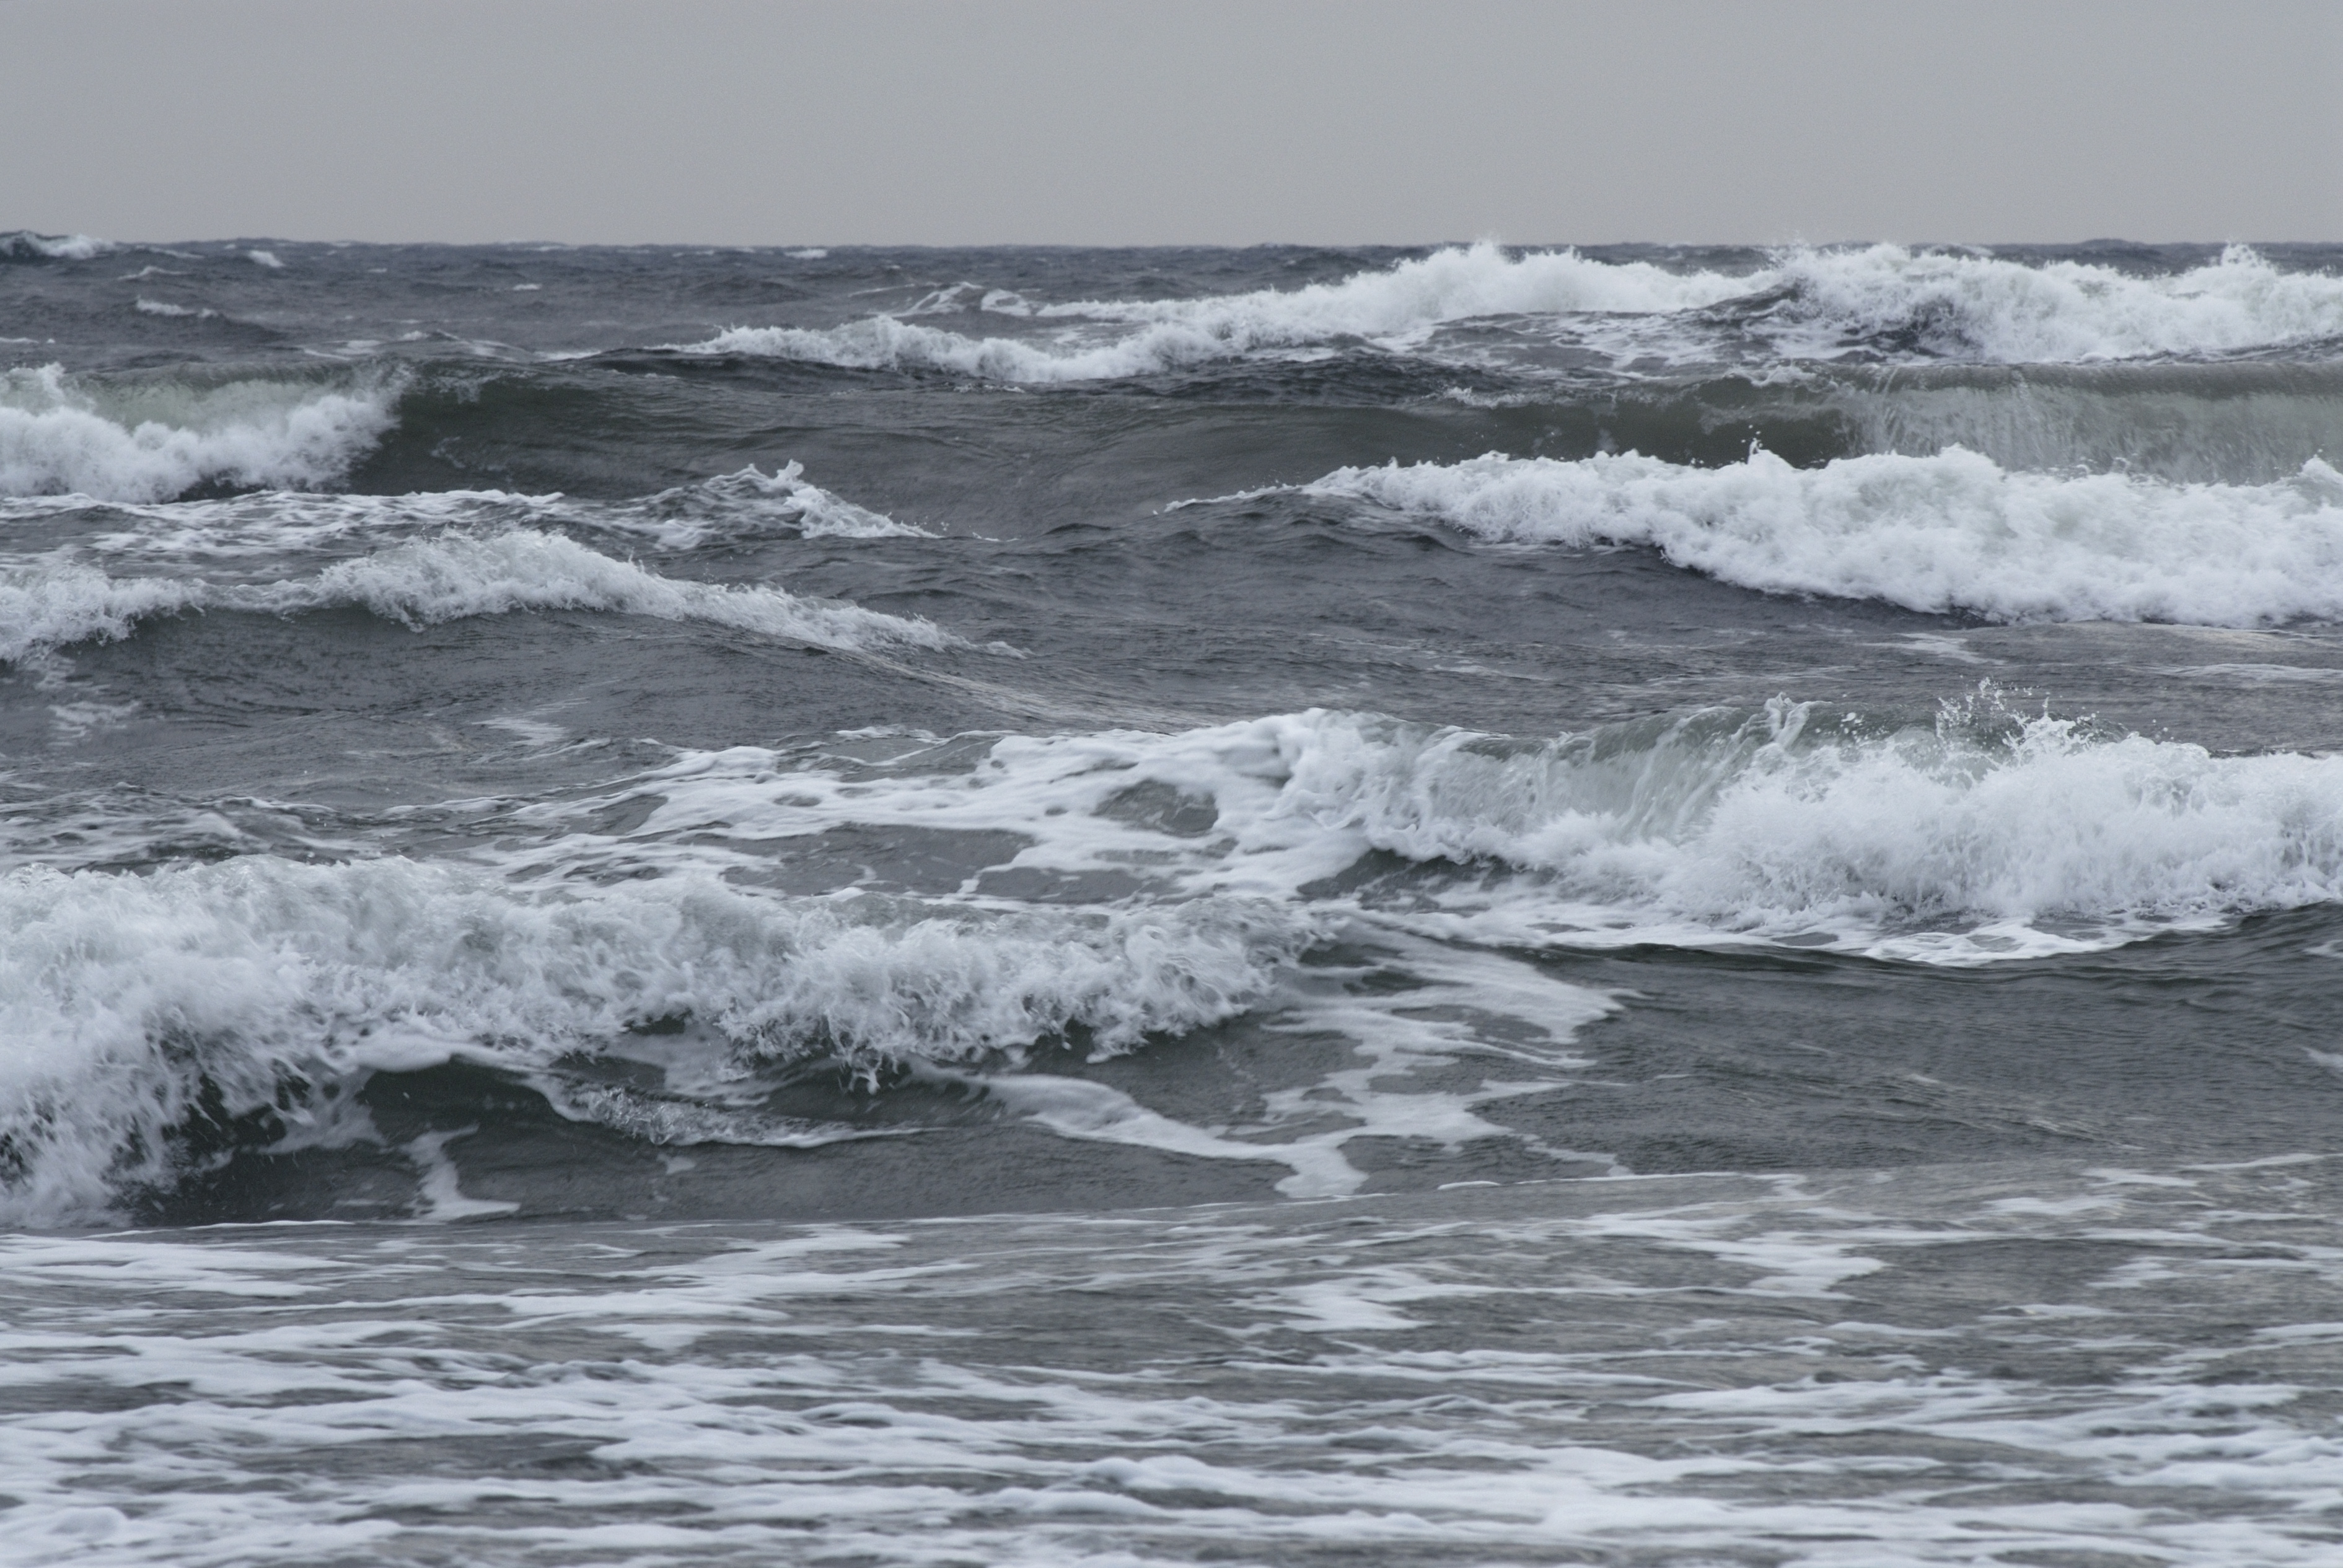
[640,703,2343,965]
[677,243,2343,382]
[0,231,113,262]
[1291,447,2343,626]
[0,530,957,661]
[0,366,400,503]
[1769,243,2343,362]
[679,243,1754,380]
[0,857,1303,1224]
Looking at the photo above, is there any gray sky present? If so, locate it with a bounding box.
[11,0,2340,246]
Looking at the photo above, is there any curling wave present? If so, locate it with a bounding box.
[1282,446,2343,625]
[0,231,113,262]
[682,243,1749,380]
[0,857,1305,1224]
[1764,243,2343,362]
[0,364,400,502]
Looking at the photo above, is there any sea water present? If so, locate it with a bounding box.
[4,232,2343,1564]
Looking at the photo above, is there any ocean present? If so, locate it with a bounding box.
[4,230,2343,1565]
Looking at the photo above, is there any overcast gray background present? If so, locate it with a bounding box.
[9,0,2339,246]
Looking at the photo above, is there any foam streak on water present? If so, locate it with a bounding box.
[5,1162,2341,1567]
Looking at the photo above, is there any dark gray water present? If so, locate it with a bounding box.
[4,231,2343,1564]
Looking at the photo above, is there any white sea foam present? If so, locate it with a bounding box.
[2,1164,2332,1566]
[0,856,1307,1223]
[15,694,2343,1217]
[630,702,2343,965]
[1288,446,2343,626]
[1767,242,2343,361]
[631,462,930,543]
[246,248,283,269]
[678,243,2343,381]
[0,566,201,664]
[0,364,400,502]
[0,528,958,661]
[132,297,218,320]
[683,243,1754,380]
[0,463,923,559]
[0,230,113,261]
[268,530,954,647]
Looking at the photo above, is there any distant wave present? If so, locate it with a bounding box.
[0,857,1303,1223]
[1278,447,2343,626]
[0,365,399,502]
[678,243,1750,380]
[633,462,930,544]
[0,230,114,262]
[677,243,2343,381]
[1759,243,2343,362]
[0,530,958,662]
[0,463,927,559]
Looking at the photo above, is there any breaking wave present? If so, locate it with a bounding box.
[677,243,2343,381]
[0,857,1304,1224]
[0,463,925,560]
[0,529,959,662]
[15,691,2343,1221]
[0,231,114,262]
[682,243,1751,380]
[1765,243,2343,362]
[1283,447,2343,626]
[632,702,2343,966]
[0,365,400,502]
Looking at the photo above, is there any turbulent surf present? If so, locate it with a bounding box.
[6,235,2343,1568]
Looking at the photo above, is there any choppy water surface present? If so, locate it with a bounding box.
[4,231,2343,1565]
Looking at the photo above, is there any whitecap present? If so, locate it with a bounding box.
[1290,446,2343,626]
[0,230,113,261]
[0,528,960,662]
[631,701,2343,965]
[0,856,1308,1223]
[674,242,2343,382]
[679,242,1753,380]
[0,364,401,503]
